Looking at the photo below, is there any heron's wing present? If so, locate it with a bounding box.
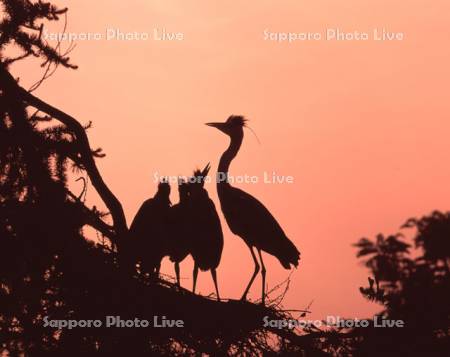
[167,203,191,262]
[129,199,171,259]
[204,198,224,240]
[223,186,300,268]
[223,187,286,240]
[129,199,154,235]
[190,197,224,270]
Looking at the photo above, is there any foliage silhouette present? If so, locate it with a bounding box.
[353,212,450,356]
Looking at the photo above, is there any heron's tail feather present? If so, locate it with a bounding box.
[271,237,300,269]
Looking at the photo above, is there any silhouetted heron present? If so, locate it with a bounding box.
[188,164,223,301]
[167,179,191,285]
[129,180,171,277]
[206,116,300,304]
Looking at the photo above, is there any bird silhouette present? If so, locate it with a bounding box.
[129,180,171,278]
[188,164,224,301]
[206,116,300,304]
[167,179,192,286]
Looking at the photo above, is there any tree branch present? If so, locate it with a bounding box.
[66,189,116,242]
[0,65,128,252]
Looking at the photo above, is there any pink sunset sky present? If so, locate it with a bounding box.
[11,0,450,320]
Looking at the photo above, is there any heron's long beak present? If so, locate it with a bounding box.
[206,122,228,133]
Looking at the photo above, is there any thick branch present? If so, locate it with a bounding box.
[66,190,116,242]
[0,65,128,249]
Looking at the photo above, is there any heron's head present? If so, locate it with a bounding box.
[177,178,190,201]
[189,163,210,197]
[157,179,171,197]
[206,115,247,137]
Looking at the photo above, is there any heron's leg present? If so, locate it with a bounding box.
[211,268,221,301]
[257,249,266,305]
[175,262,180,286]
[192,263,199,294]
[241,245,260,301]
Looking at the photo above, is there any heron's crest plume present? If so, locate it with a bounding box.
[192,163,210,186]
[226,115,247,127]
[227,115,260,144]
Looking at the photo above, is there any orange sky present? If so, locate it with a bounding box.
[12,0,450,320]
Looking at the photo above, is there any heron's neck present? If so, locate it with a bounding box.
[155,191,171,206]
[218,131,243,183]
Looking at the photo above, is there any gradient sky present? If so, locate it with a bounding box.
[12,0,450,320]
